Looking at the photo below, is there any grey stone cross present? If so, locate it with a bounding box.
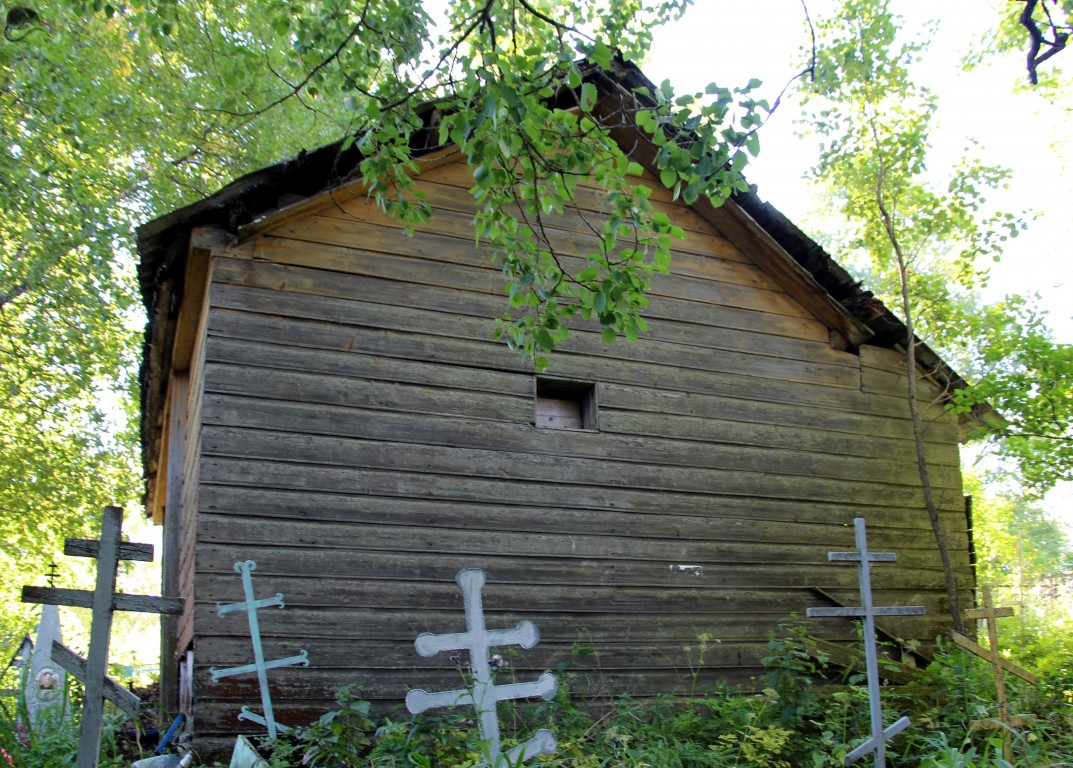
[406,568,557,767]
[807,518,924,767]
[21,506,183,768]
[210,560,309,738]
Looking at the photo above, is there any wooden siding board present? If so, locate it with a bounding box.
[199,456,967,518]
[188,604,954,646]
[214,255,840,357]
[265,217,813,321]
[217,254,831,344]
[198,486,969,539]
[208,281,860,389]
[194,516,969,573]
[198,425,963,506]
[181,158,970,746]
[198,335,959,448]
[198,391,962,488]
[193,535,963,590]
[204,307,934,420]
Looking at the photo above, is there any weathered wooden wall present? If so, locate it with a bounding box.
[180,159,971,750]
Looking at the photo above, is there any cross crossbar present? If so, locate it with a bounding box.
[50,641,140,719]
[964,606,1014,620]
[217,593,284,616]
[22,586,183,615]
[210,651,309,682]
[238,706,292,733]
[950,633,1038,685]
[807,606,926,618]
[64,539,154,563]
[845,717,911,764]
[829,552,897,562]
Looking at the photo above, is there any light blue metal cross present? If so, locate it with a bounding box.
[807,518,925,767]
[406,568,557,767]
[210,560,309,738]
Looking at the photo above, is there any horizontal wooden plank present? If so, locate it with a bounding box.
[193,635,771,672]
[193,516,971,576]
[198,425,965,506]
[199,454,969,521]
[414,158,747,247]
[210,281,861,390]
[212,255,835,356]
[201,385,962,481]
[197,482,969,543]
[203,308,945,422]
[599,382,961,445]
[200,388,962,492]
[264,217,814,323]
[199,578,830,617]
[200,334,959,452]
[325,178,769,284]
[213,263,854,371]
[192,538,967,593]
[189,603,954,644]
[302,179,754,267]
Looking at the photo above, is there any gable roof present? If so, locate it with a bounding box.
[136,58,987,498]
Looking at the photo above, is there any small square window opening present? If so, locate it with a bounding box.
[535,378,597,430]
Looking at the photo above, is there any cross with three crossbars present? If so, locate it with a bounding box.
[209,560,309,738]
[405,568,557,767]
[807,518,924,768]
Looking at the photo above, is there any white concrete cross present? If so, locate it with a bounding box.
[405,568,557,767]
[21,506,183,768]
[807,518,925,768]
[24,604,66,727]
[210,560,309,738]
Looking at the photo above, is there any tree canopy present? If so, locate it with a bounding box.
[1,0,772,640]
[799,0,1073,496]
[1,0,1070,649]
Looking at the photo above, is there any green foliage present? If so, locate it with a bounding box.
[964,475,1073,681]
[800,0,1072,496]
[0,675,146,767]
[249,626,1072,767]
[1,0,767,635]
[966,0,1073,88]
[343,2,766,368]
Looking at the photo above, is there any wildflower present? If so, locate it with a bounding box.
[1,747,13,766]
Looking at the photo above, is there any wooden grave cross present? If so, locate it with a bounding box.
[406,568,558,767]
[951,584,1038,760]
[21,506,183,768]
[209,559,309,738]
[807,518,925,768]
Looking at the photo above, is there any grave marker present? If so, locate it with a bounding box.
[952,584,1038,761]
[807,518,924,768]
[406,568,557,767]
[21,506,183,768]
[210,560,309,738]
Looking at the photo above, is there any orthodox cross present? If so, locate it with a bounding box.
[952,584,1038,761]
[46,561,60,587]
[21,506,183,768]
[405,568,558,767]
[807,518,925,768]
[210,560,309,739]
